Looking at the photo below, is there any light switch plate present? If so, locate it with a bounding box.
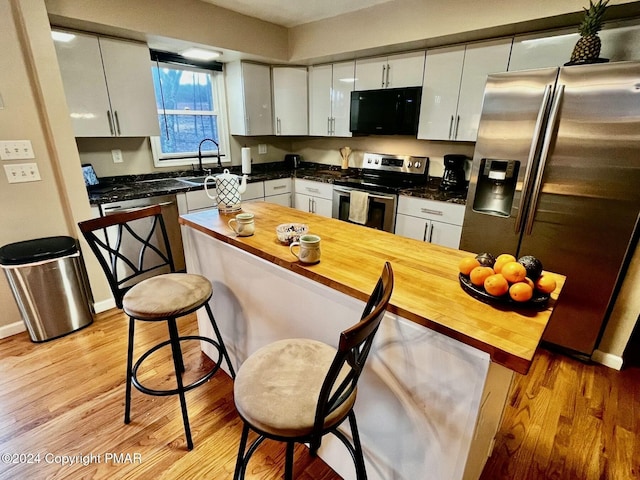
[4,163,41,183]
[258,144,267,155]
[0,140,35,160]
[111,149,123,163]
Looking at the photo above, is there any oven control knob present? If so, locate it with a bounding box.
[367,158,372,164]
[407,161,413,168]
[414,161,422,169]
[375,159,380,164]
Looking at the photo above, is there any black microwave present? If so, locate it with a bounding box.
[349,87,422,135]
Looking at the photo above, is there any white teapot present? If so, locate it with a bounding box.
[204,169,248,213]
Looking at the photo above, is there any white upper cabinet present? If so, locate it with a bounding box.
[354,51,425,90]
[418,38,511,142]
[308,61,355,137]
[272,66,308,136]
[418,45,465,141]
[509,23,640,71]
[509,29,578,71]
[54,31,159,137]
[455,39,512,141]
[226,61,273,136]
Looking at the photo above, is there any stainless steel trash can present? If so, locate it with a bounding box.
[0,236,93,342]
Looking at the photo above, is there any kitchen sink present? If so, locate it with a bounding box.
[176,176,210,186]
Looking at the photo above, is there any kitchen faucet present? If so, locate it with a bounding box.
[197,138,222,173]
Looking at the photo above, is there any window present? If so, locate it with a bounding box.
[150,62,230,168]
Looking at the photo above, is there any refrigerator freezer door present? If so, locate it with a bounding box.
[460,68,559,255]
[520,62,640,354]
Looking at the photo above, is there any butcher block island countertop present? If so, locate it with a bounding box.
[179,202,565,375]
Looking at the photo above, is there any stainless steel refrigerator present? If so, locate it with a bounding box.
[460,62,640,357]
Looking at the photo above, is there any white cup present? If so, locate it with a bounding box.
[290,234,321,264]
[228,212,255,237]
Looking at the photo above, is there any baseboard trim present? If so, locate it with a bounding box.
[93,298,116,313]
[591,349,624,370]
[0,321,26,339]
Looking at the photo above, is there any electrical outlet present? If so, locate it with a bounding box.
[258,144,267,155]
[111,149,123,163]
[4,163,41,183]
[0,140,35,160]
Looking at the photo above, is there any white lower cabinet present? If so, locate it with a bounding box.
[264,178,292,207]
[243,182,266,204]
[294,179,333,217]
[395,196,465,249]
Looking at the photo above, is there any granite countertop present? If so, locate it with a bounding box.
[86,161,468,206]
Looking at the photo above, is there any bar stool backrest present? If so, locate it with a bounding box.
[78,205,175,309]
[311,261,394,451]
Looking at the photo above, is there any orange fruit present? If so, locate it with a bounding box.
[501,261,527,283]
[469,266,494,287]
[484,274,509,297]
[509,282,534,302]
[521,277,535,289]
[496,253,516,264]
[458,257,481,276]
[493,258,508,274]
[535,275,557,294]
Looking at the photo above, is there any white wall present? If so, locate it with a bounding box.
[0,0,110,331]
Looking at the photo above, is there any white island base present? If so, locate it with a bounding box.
[182,226,514,480]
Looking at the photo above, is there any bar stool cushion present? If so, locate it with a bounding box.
[234,338,357,438]
[123,273,212,319]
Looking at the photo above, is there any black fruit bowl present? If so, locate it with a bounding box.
[459,274,550,309]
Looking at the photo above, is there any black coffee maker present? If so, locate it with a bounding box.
[439,154,467,193]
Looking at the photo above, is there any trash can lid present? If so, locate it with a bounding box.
[0,236,78,265]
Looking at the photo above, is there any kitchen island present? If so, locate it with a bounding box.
[179,203,564,480]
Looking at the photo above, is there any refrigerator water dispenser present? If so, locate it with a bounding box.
[472,159,519,217]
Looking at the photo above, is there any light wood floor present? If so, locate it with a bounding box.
[0,309,638,479]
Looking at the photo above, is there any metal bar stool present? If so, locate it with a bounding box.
[233,262,394,479]
[79,205,235,450]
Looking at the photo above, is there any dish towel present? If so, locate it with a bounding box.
[348,191,369,225]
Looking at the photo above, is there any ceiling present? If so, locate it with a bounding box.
[199,0,395,27]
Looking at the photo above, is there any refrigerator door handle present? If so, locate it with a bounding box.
[524,84,565,236]
[515,84,554,234]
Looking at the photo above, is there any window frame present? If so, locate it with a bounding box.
[149,61,231,169]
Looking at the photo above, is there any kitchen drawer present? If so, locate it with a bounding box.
[294,179,333,200]
[397,196,465,225]
[264,178,292,196]
[244,181,265,200]
[186,189,215,212]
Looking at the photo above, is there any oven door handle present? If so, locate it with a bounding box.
[333,187,395,201]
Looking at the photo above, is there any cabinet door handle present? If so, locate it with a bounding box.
[331,118,335,135]
[114,110,121,136]
[307,187,321,193]
[246,116,250,135]
[381,65,386,88]
[107,111,115,136]
[385,63,391,87]
[327,117,331,135]
[448,115,454,139]
[422,223,429,242]
[273,184,287,190]
[454,115,460,140]
[308,198,311,212]
[420,208,443,216]
[276,117,281,135]
[428,223,434,243]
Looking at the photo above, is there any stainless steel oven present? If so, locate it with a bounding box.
[331,152,429,233]
[332,186,397,232]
